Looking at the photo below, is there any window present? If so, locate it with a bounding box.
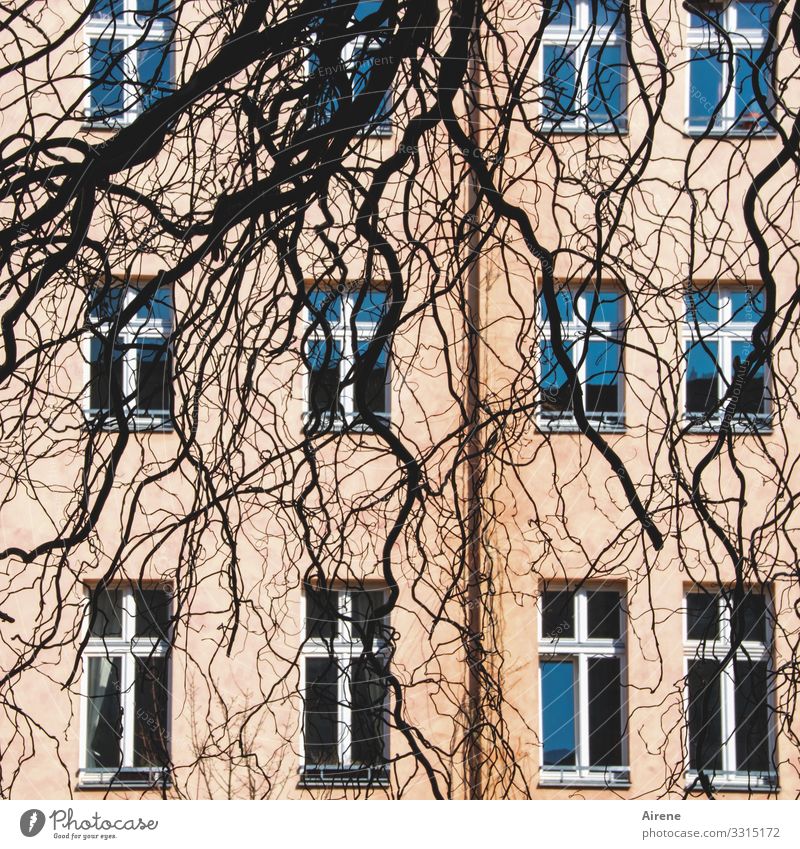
[301,585,391,786]
[307,0,392,135]
[684,588,775,790]
[538,586,629,785]
[303,284,390,432]
[80,585,171,788]
[86,0,174,125]
[86,282,173,430]
[538,286,624,430]
[684,284,770,428]
[686,1,773,135]
[540,0,627,132]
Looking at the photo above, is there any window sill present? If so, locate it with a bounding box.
[683,415,772,435]
[537,414,625,434]
[684,126,777,139]
[298,766,390,789]
[76,768,171,791]
[539,767,631,788]
[303,412,390,435]
[84,412,174,433]
[540,120,628,137]
[685,771,777,793]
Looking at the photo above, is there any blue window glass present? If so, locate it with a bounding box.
[592,0,624,29]
[137,40,172,111]
[540,340,575,413]
[686,286,719,324]
[689,48,725,131]
[546,0,576,26]
[135,342,171,414]
[540,288,574,322]
[734,48,769,128]
[730,340,767,414]
[354,338,388,415]
[585,339,620,414]
[89,38,126,119]
[89,285,126,321]
[689,6,723,30]
[686,340,720,415]
[587,44,625,126]
[135,285,172,321]
[541,660,577,766]
[582,290,621,325]
[351,288,387,323]
[542,46,579,121]
[729,286,765,322]
[737,1,771,31]
[307,339,343,419]
[90,339,126,412]
[307,289,342,325]
[92,0,124,18]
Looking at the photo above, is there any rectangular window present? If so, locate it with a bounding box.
[539,287,624,430]
[686,1,773,135]
[304,284,390,432]
[86,282,173,430]
[683,284,770,428]
[684,588,775,790]
[81,584,171,787]
[301,585,390,785]
[541,0,627,132]
[538,585,628,785]
[307,0,392,136]
[86,0,174,125]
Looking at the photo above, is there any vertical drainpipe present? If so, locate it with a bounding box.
[465,5,483,802]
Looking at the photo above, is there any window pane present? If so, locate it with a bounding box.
[687,659,723,771]
[540,340,575,413]
[542,46,578,121]
[307,339,342,418]
[133,657,170,768]
[93,0,124,19]
[686,286,719,324]
[89,588,123,638]
[737,1,771,31]
[351,289,387,324]
[542,589,575,639]
[585,339,621,414]
[306,289,341,325]
[588,657,623,766]
[735,49,769,129]
[305,586,339,640]
[541,660,576,766]
[593,0,624,29]
[731,593,767,643]
[689,7,722,30]
[587,590,621,639]
[351,588,388,643]
[305,657,340,766]
[540,288,574,322]
[581,290,620,325]
[587,44,626,125]
[89,339,125,412]
[546,0,576,26]
[135,588,171,639]
[729,286,765,322]
[89,285,126,321]
[135,0,174,19]
[689,49,725,131]
[687,592,719,640]
[86,656,122,770]
[685,340,719,415]
[351,50,391,130]
[134,343,171,415]
[89,39,126,119]
[729,340,767,414]
[734,660,770,772]
[349,657,389,766]
[137,41,173,111]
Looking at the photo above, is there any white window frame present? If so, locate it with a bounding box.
[683,589,777,791]
[684,1,773,136]
[682,284,771,431]
[78,585,171,788]
[539,0,628,133]
[83,283,173,431]
[538,286,625,432]
[302,285,391,432]
[84,1,173,127]
[538,585,630,787]
[299,587,390,787]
